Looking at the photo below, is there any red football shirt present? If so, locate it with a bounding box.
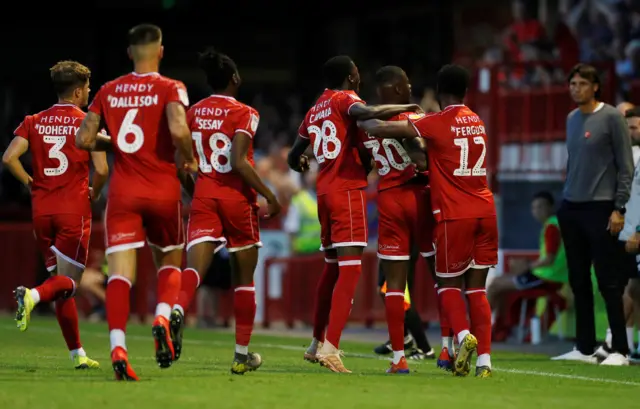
[408,105,495,221]
[14,104,90,217]
[297,89,368,196]
[359,112,417,192]
[187,95,259,203]
[89,72,189,201]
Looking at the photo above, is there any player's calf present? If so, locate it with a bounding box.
[230,247,260,371]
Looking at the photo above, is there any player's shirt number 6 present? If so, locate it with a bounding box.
[116,109,144,154]
[453,136,486,177]
[308,120,341,164]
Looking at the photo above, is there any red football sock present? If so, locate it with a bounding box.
[175,267,200,315]
[34,275,75,303]
[106,276,132,333]
[234,286,256,349]
[324,255,362,348]
[312,260,339,341]
[438,287,470,341]
[55,297,81,351]
[155,266,181,319]
[385,289,405,352]
[466,288,492,356]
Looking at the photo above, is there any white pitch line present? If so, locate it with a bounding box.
[4,325,639,386]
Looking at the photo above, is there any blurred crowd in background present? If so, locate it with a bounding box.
[3,0,640,247]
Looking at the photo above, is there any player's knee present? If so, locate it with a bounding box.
[324,249,337,261]
[436,275,463,289]
[336,246,363,257]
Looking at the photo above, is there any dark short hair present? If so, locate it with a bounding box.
[437,64,469,100]
[625,107,640,118]
[128,24,162,46]
[49,61,91,97]
[199,47,238,92]
[375,66,405,86]
[567,63,601,99]
[323,55,354,89]
[533,191,554,206]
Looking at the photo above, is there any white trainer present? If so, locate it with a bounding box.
[550,348,597,364]
[600,353,629,366]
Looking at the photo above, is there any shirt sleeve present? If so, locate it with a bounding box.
[167,81,190,107]
[610,109,634,208]
[406,113,434,139]
[543,224,561,255]
[297,120,309,139]
[88,87,105,116]
[235,107,260,138]
[13,116,30,140]
[336,92,364,117]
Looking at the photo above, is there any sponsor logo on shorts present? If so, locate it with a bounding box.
[449,258,472,271]
[110,232,137,243]
[378,244,400,250]
[191,228,215,238]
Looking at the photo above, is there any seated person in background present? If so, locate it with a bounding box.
[78,249,108,322]
[488,191,567,330]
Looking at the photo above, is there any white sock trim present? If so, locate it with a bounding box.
[109,329,126,352]
[626,327,635,351]
[70,347,86,359]
[392,350,405,364]
[173,304,185,316]
[235,344,249,355]
[442,336,452,350]
[477,353,491,368]
[457,330,471,345]
[155,302,171,319]
[30,288,40,304]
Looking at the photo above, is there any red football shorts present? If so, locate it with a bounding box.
[317,189,368,251]
[187,197,261,253]
[377,184,434,260]
[33,214,91,270]
[433,216,498,277]
[105,196,184,255]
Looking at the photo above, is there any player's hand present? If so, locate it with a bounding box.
[183,158,198,174]
[407,104,424,114]
[297,155,310,172]
[264,196,282,219]
[607,210,624,235]
[626,232,640,253]
[25,176,33,193]
[89,187,101,202]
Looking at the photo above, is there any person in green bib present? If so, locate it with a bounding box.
[283,167,322,255]
[488,191,567,324]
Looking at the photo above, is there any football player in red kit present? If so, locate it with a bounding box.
[360,66,452,374]
[3,61,108,369]
[169,48,280,374]
[287,55,421,373]
[76,24,197,381]
[358,65,497,378]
